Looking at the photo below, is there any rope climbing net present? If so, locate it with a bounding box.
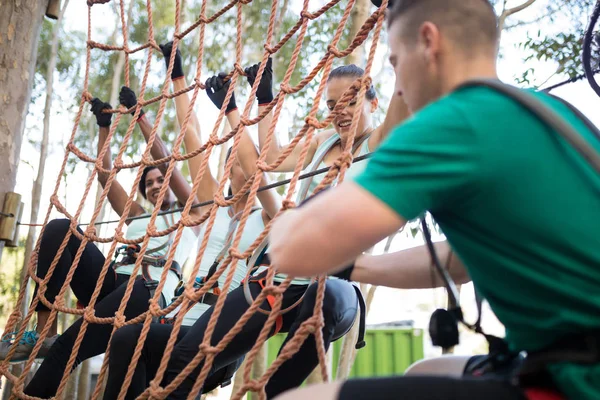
[0,0,388,398]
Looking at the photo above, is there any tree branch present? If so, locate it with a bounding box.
[498,0,538,31]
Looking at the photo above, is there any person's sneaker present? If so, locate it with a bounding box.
[0,331,60,364]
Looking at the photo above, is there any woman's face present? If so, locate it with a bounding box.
[144,168,174,206]
[326,76,378,140]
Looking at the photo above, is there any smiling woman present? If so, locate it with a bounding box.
[3,90,202,398]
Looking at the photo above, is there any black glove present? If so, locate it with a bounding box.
[205,73,237,114]
[244,58,274,105]
[331,264,355,281]
[119,86,144,117]
[371,0,394,7]
[159,41,184,80]
[90,98,112,127]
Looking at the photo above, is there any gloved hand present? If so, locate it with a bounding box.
[244,57,274,105]
[90,98,112,127]
[205,73,237,114]
[371,0,394,7]
[159,41,184,80]
[119,86,144,117]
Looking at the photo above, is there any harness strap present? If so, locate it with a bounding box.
[352,283,367,349]
[254,276,283,335]
[297,131,372,202]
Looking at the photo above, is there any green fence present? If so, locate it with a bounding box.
[266,327,424,379]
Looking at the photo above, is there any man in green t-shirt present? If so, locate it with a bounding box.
[268,0,600,399]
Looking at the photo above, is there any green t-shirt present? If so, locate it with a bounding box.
[354,86,600,399]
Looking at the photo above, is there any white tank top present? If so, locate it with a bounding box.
[114,208,197,305]
[174,206,265,326]
[297,132,371,203]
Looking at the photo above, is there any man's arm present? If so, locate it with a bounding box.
[347,242,471,288]
[269,181,404,276]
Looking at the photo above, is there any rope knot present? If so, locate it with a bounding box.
[264,44,276,54]
[114,312,126,328]
[198,343,219,355]
[184,286,197,301]
[333,151,353,170]
[304,116,320,128]
[53,295,65,310]
[327,44,343,58]
[86,225,98,238]
[180,215,194,227]
[282,199,296,210]
[148,381,163,398]
[239,116,251,126]
[261,284,281,297]
[82,91,93,102]
[84,307,96,322]
[229,248,244,260]
[234,63,246,75]
[362,76,373,89]
[213,194,229,207]
[208,134,221,147]
[256,160,269,172]
[146,225,159,237]
[148,298,162,316]
[300,10,315,19]
[280,83,293,94]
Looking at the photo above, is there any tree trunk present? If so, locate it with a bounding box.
[0,0,49,262]
[77,359,91,400]
[65,364,80,400]
[346,0,370,66]
[17,0,70,337]
[250,343,268,400]
[305,349,332,385]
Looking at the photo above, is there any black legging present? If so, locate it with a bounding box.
[337,376,527,400]
[104,324,244,400]
[32,219,122,312]
[106,277,358,399]
[24,219,158,398]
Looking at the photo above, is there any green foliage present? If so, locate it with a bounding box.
[517,32,584,85]
[507,0,597,86]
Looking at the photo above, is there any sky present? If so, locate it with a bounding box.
[8,0,600,394]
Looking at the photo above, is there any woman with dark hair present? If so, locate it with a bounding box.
[8,84,206,396]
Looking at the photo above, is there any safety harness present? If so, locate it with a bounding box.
[425,79,600,397]
[160,207,262,322]
[243,238,367,349]
[109,208,182,317]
